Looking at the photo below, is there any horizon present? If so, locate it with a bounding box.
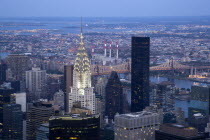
[0,0,210,17]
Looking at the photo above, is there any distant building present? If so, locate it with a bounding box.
[114,111,161,140]
[15,92,26,112]
[36,123,49,140]
[49,114,100,140]
[120,79,131,113]
[0,63,7,85]
[26,101,54,140]
[155,124,206,140]
[10,80,21,93]
[63,65,73,113]
[68,31,95,114]
[53,90,64,111]
[131,37,150,112]
[3,104,23,140]
[95,76,108,109]
[174,107,185,125]
[26,67,47,101]
[105,71,123,121]
[95,93,103,127]
[100,125,114,140]
[6,54,31,91]
[0,84,14,138]
[150,81,175,113]
[188,85,210,132]
[163,112,177,124]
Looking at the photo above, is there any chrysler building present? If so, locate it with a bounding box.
[69,23,95,114]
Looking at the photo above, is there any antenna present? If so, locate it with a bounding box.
[80,17,84,46]
[81,17,83,35]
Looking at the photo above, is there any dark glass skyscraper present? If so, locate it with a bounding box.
[49,114,100,140]
[131,37,150,112]
[26,101,54,140]
[105,71,123,120]
[0,86,14,138]
[64,65,74,113]
[0,63,7,85]
[3,104,23,140]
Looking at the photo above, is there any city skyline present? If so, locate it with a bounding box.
[0,0,210,17]
[1,1,210,138]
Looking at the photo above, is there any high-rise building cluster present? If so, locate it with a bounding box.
[1,19,210,140]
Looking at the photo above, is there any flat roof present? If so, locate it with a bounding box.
[116,111,158,119]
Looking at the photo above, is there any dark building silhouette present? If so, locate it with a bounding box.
[0,63,7,85]
[188,85,210,132]
[36,123,49,140]
[105,71,123,121]
[155,124,206,140]
[64,65,74,113]
[9,80,21,93]
[6,54,31,91]
[26,101,54,140]
[0,86,14,138]
[49,114,100,140]
[131,37,150,112]
[3,104,23,140]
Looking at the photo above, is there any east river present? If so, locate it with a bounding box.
[150,76,209,118]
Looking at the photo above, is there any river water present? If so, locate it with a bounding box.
[150,76,209,118]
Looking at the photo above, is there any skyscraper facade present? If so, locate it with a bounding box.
[0,63,7,85]
[36,123,49,140]
[68,31,95,114]
[64,65,74,113]
[115,111,160,140]
[26,67,47,101]
[105,71,123,121]
[6,54,31,91]
[131,37,150,112]
[3,104,23,140]
[155,124,206,140]
[0,85,14,138]
[26,102,54,140]
[188,85,210,132]
[49,114,100,140]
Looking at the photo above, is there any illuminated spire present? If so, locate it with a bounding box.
[74,17,90,73]
[80,17,84,46]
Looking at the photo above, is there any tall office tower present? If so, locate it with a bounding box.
[64,65,74,113]
[131,37,150,112]
[69,29,95,114]
[26,101,54,140]
[26,67,47,101]
[0,63,7,85]
[105,71,123,121]
[0,85,14,138]
[114,111,161,140]
[49,114,100,140]
[53,90,64,111]
[95,93,103,127]
[95,76,108,106]
[188,85,210,132]
[95,76,108,127]
[6,54,31,91]
[3,104,23,140]
[121,79,131,113]
[155,124,206,140]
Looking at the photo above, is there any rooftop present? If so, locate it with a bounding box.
[116,111,158,119]
[49,113,99,121]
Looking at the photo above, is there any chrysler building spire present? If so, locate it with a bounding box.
[68,18,95,114]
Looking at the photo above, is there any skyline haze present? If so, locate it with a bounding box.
[0,0,210,17]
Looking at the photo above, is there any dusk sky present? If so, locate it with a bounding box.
[0,0,210,17]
